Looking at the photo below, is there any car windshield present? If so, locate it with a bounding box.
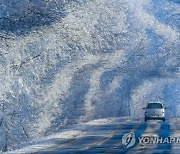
[147,103,163,109]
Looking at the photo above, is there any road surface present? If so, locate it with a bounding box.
[29,118,180,154]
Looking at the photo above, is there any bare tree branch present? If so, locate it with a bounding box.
[10,54,41,70]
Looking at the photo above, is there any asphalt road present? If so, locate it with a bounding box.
[32,118,180,154]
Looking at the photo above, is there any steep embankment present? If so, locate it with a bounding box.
[0,0,179,152]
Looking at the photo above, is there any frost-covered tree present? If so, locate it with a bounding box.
[0,0,180,152]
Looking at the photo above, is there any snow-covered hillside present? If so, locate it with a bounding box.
[0,0,179,152]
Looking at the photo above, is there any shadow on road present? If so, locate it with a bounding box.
[34,119,143,154]
[153,122,171,154]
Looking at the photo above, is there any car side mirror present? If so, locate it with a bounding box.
[143,107,145,110]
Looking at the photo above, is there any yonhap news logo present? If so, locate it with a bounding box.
[122,132,136,148]
[122,132,180,148]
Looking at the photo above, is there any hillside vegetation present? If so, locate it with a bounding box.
[0,0,179,151]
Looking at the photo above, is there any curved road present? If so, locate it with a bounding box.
[31,118,180,154]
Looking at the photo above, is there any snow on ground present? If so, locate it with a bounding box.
[0,0,180,152]
[4,117,127,154]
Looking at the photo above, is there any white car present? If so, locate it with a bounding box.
[143,102,166,122]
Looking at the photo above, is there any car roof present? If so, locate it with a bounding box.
[148,102,163,104]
